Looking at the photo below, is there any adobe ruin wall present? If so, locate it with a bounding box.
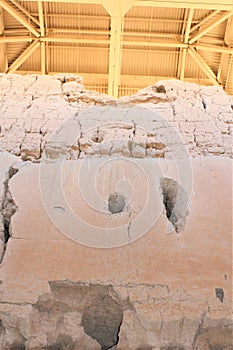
[0,74,232,349]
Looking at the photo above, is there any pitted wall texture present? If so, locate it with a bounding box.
[0,74,232,160]
[0,74,232,350]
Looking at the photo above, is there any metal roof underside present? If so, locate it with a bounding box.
[0,0,233,97]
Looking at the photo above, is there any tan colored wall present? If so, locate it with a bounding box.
[0,74,232,350]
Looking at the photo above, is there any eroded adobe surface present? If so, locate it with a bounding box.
[0,74,232,350]
[0,74,232,160]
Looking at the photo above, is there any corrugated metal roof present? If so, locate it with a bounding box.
[1,0,233,96]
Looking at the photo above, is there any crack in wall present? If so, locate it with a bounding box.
[0,166,18,263]
[0,280,232,349]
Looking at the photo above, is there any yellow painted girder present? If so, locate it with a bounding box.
[189,10,233,44]
[24,0,233,11]
[108,16,124,98]
[0,0,40,37]
[7,40,40,73]
[179,8,194,80]
[0,6,7,72]
[188,47,219,85]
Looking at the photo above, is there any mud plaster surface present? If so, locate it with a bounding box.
[0,74,232,350]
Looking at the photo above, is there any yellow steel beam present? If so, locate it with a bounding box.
[218,15,233,85]
[225,54,233,88]
[189,10,233,44]
[189,10,220,34]
[16,70,226,94]
[7,40,40,73]
[123,41,187,48]
[134,0,233,10]
[0,0,40,37]
[178,8,194,80]
[41,41,46,74]
[38,0,45,37]
[188,47,219,85]
[25,0,233,11]
[177,8,187,79]
[10,0,40,27]
[193,44,233,54]
[0,6,7,72]
[1,35,233,55]
[102,1,133,98]
[36,27,181,39]
[102,0,133,16]
[108,15,124,98]
[38,0,46,74]
[42,37,109,44]
[0,36,35,42]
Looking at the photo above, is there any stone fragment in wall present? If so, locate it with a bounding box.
[216,119,230,134]
[200,86,233,117]
[147,148,165,158]
[3,94,32,109]
[222,135,233,156]
[65,74,84,84]
[32,94,67,112]
[45,141,70,159]
[0,134,22,155]
[21,133,41,161]
[153,79,200,100]
[0,118,15,134]
[218,112,233,124]
[141,102,174,121]
[0,75,12,94]
[207,146,225,155]
[110,139,130,157]
[2,74,37,96]
[26,75,62,96]
[117,309,148,350]
[53,73,84,84]
[134,302,162,332]
[79,135,93,152]
[200,85,233,105]
[172,98,206,122]
[1,105,26,119]
[128,140,146,158]
[62,81,85,97]
[118,90,170,105]
[148,285,170,301]
[41,119,67,136]
[193,322,233,349]
[24,118,43,134]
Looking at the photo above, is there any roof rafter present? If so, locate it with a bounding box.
[188,46,219,85]
[108,16,124,98]
[7,40,40,73]
[178,8,194,80]
[0,0,40,37]
[102,1,133,98]
[218,15,233,90]
[0,5,7,72]
[189,10,233,44]
[38,0,46,74]
[225,54,233,88]
[25,0,233,11]
[189,10,220,34]
[10,0,40,27]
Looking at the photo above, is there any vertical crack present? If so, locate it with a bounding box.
[0,166,18,263]
[127,212,132,243]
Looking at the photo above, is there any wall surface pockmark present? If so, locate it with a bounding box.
[0,74,232,350]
